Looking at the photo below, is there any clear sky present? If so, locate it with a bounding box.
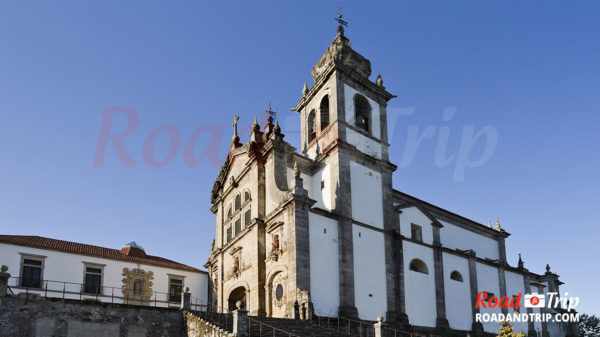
[0,1,598,315]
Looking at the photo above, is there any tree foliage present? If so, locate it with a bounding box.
[577,314,600,337]
[497,320,526,337]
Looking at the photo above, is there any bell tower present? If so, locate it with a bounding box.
[292,16,404,321]
[292,18,396,162]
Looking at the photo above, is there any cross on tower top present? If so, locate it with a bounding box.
[335,7,348,35]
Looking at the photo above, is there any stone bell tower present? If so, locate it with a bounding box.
[292,17,404,321]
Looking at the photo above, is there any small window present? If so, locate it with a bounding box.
[409,259,428,274]
[307,110,317,143]
[169,278,183,302]
[450,271,463,282]
[244,191,250,202]
[244,210,251,227]
[320,95,330,130]
[235,218,241,235]
[354,94,371,133]
[410,224,422,242]
[226,226,232,243]
[234,194,241,211]
[21,258,43,288]
[227,205,232,219]
[84,267,103,294]
[275,284,284,301]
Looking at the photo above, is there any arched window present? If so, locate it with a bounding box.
[409,259,428,274]
[234,194,241,211]
[450,271,463,282]
[320,95,330,130]
[354,94,371,133]
[307,110,316,142]
[244,191,250,203]
[226,205,232,219]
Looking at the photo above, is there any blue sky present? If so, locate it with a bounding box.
[0,1,598,315]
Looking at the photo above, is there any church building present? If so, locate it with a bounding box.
[204,22,567,337]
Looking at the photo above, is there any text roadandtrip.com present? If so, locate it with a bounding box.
[474,292,580,323]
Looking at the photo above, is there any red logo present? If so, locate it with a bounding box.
[529,296,539,306]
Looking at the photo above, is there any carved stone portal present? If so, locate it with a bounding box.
[122,267,154,304]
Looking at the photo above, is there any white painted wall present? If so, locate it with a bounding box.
[309,163,332,211]
[439,220,499,260]
[350,161,383,229]
[345,128,382,159]
[344,83,380,139]
[443,252,472,330]
[399,206,434,245]
[476,262,501,333]
[308,212,340,316]
[403,241,437,327]
[505,271,528,335]
[0,243,208,306]
[353,225,387,320]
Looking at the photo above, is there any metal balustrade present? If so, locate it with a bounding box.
[7,276,207,311]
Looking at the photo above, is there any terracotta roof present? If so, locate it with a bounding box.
[0,235,206,274]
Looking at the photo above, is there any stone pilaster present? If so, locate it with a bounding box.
[432,224,449,329]
[467,251,483,332]
[536,284,549,337]
[0,266,10,297]
[523,272,537,337]
[498,266,508,315]
[335,150,358,318]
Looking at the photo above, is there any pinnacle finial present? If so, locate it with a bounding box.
[488,219,492,228]
[293,162,300,178]
[518,253,524,268]
[546,264,551,273]
[232,115,239,137]
[495,217,502,231]
[253,116,258,126]
[303,82,309,96]
[376,74,384,88]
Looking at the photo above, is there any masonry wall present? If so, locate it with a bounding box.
[0,296,184,337]
[308,212,339,317]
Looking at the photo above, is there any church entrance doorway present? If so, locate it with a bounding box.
[228,286,247,311]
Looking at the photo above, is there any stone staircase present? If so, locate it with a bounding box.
[195,311,361,337]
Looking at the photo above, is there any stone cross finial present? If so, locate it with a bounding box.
[335,6,348,35]
[232,115,239,136]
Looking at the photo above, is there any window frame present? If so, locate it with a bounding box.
[19,253,46,289]
[168,274,185,303]
[408,258,429,274]
[450,270,464,282]
[353,94,372,134]
[82,262,105,295]
[410,223,423,242]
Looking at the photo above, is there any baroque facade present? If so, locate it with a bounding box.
[204,26,567,337]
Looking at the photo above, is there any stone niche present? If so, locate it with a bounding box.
[122,267,154,304]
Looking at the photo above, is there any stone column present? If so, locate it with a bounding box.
[181,287,191,310]
[0,265,10,297]
[432,224,449,329]
[233,301,249,337]
[374,316,386,337]
[467,251,483,332]
[498,266,508,315]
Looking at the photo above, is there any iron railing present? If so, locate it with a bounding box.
[7,276,207,311]
[247,316,301,337]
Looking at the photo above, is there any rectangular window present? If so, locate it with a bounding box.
[234,218,241,235]
[244,210,251,227]
[169,278,183,303]
[21,258,43,288]
[84,267,103,294]
[226,226,232,243]
[411,224,423,242]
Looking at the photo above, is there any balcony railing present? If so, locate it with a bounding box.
[7,277,207,311]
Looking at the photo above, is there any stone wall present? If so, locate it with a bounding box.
[0,295,185,337]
